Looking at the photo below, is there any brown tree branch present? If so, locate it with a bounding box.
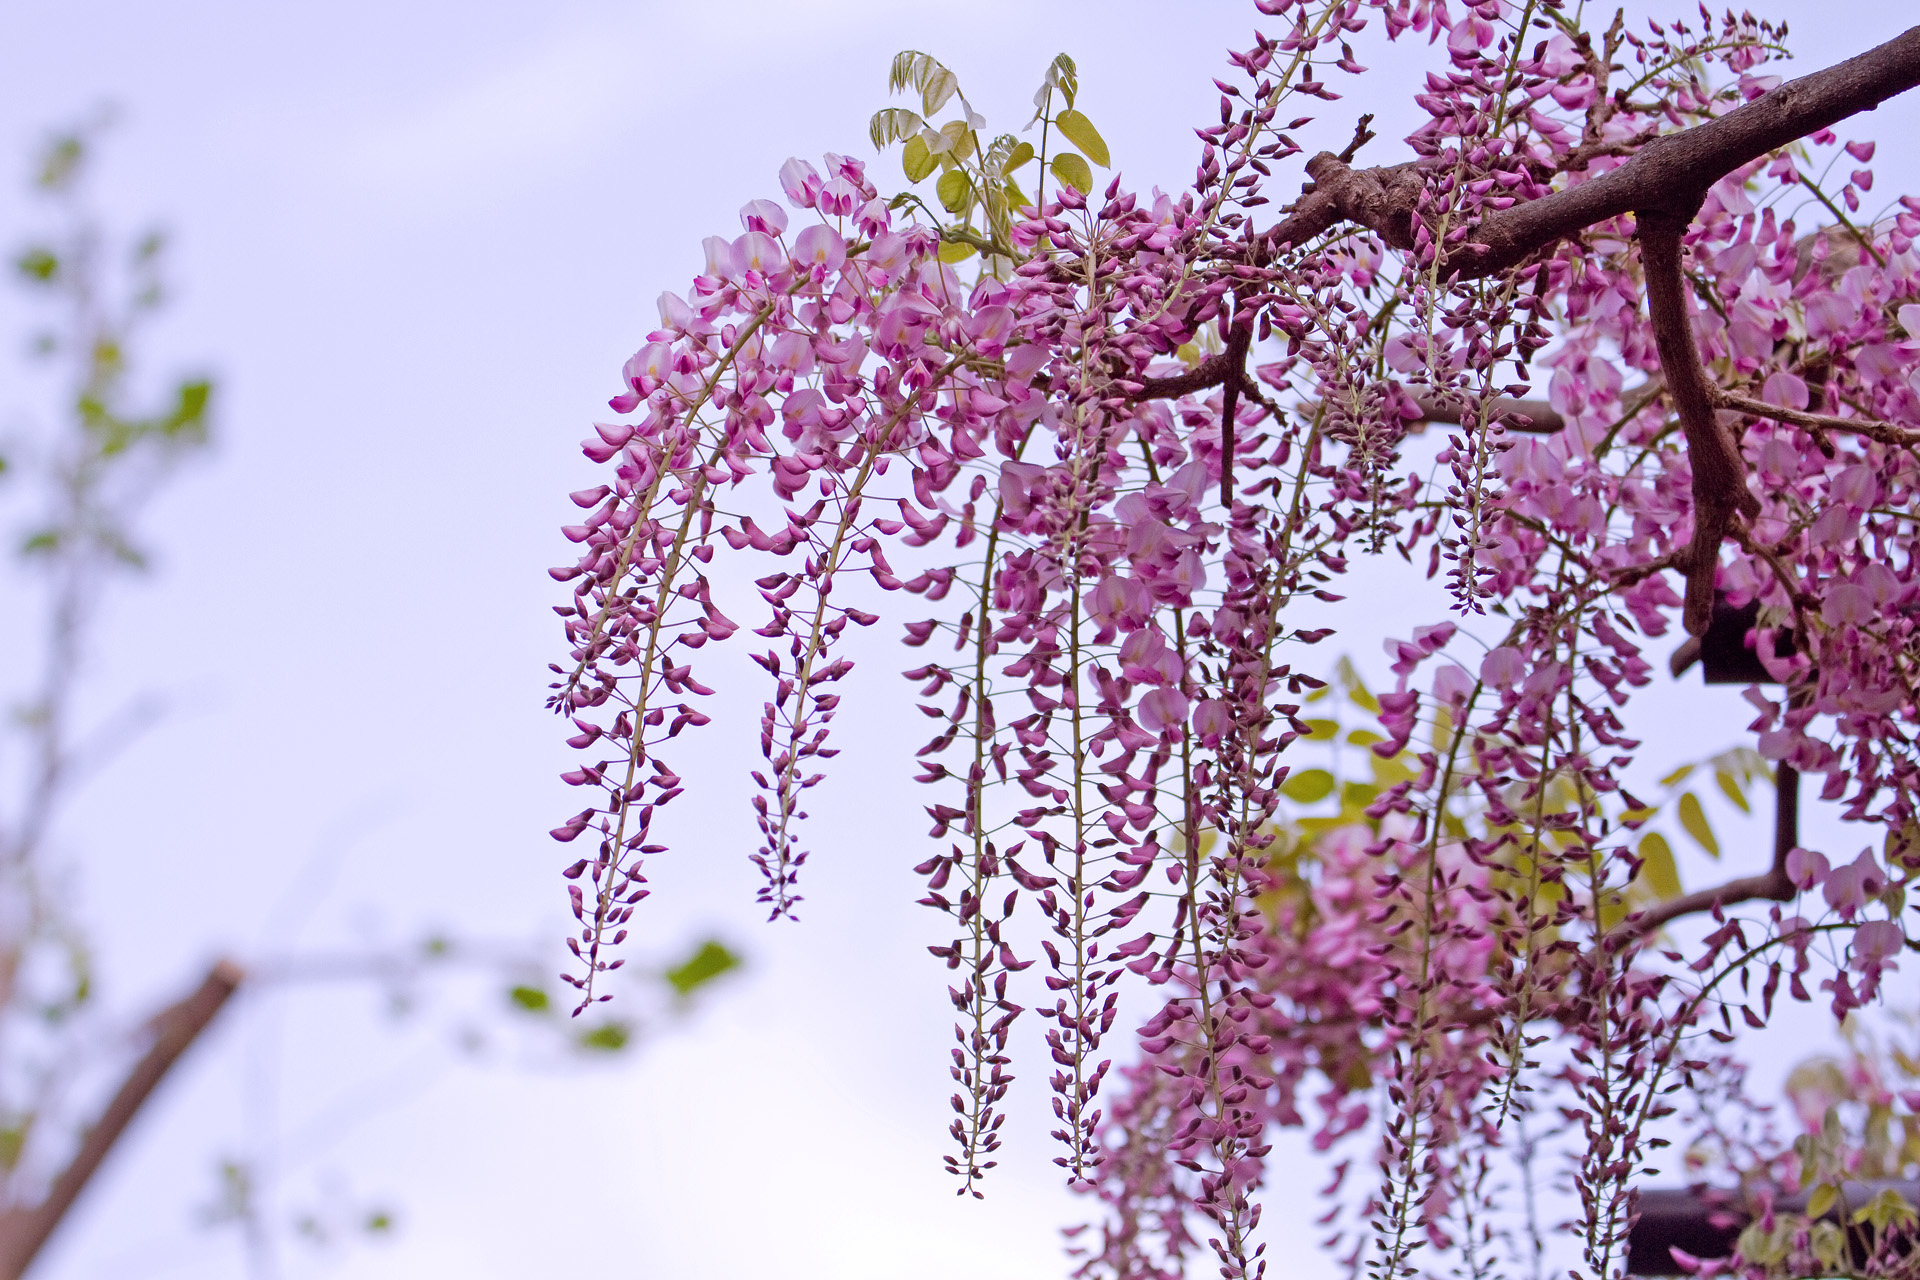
[1637,214,1762,637]
[1716,388,1920,448]
[0,960,244,1280]
[1263,26,1920,278]
[1136,350,1235,400]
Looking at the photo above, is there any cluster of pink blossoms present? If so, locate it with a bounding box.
[549,2,1920,1277]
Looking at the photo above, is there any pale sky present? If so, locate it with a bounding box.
[0,3,1915,1278]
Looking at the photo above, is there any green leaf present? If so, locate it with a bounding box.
[1714,768,1751,814]
[1002,141,1036,173]
[1639,832,1682,900]
[937,238,976,264]
[1043,52,1078,108]
[1302,718,1339,740]
[167,379,212,438]
[1854,1186,1918,1231]
[902,134,936,183]
[1810,1220,1848,1269]
[1658,763,1695,787]
[936,168,973,214]
[665,938,741,997]
[1050,151,1093,194]
[508,984,550,1013]
[921,66,960,114]
[15,247,57,283]
[1281,768,1335,803]
[577,1021,632,1052]
[869,107,924,151]
[1677,791,1720,857]
[1806,1182,1838,1220]
[1054,109,1110,167]
[36,134,82,191]
[889,51,957,113]
[1346,728,1384,746]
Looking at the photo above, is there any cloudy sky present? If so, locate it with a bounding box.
[0,3,1916,1278]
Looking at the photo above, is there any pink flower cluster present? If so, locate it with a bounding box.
[549,1,1920,1276]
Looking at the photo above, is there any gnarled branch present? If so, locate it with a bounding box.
[1262,26,1920,279]
[1637,214,1762,637]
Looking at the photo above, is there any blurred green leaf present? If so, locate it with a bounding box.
[1677,792,1719,857]
[507,984,550,1013]
[577,1021,631,1052]
[1714,768,1750,814]
[36,134,83,191]
[1281,768,1335,803]
[1853,1186,1917,1231]
[1658,763,1695,787]
[665,939,741,997]
[1638,832,1682,900]
[1302,718,1338,740]
[15,247,57,283]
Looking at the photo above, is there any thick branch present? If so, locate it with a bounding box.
[1624,764,1797,940]
[1454,24,1920,277]
[1264,26,1920,278]
[1136,351,1235,400]
[0,960,244,1280]
[1638,214,1761,637]
[1267,156,1423,252]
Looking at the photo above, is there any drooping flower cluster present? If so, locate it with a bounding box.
[548,2,1920,1277]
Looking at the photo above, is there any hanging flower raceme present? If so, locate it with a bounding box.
[549,3,1920,1278]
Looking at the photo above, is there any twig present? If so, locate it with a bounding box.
[1715,388,1920,448]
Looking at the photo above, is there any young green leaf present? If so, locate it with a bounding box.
[869,107,924,151]
[1715,767,1751,814]
[937,238,976,263]
[665,938,741,997]
[1050,151,1093,194]
[902,134,936,182]
[1054,109,1110,167]
[1046,52,1078,108]
[937,119,975,162]
[1638,832,1683,900]
[936,168,973,213]
[1677,791,1720,857]
[1281,768,1335,803]
[1002,140,1036,173]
